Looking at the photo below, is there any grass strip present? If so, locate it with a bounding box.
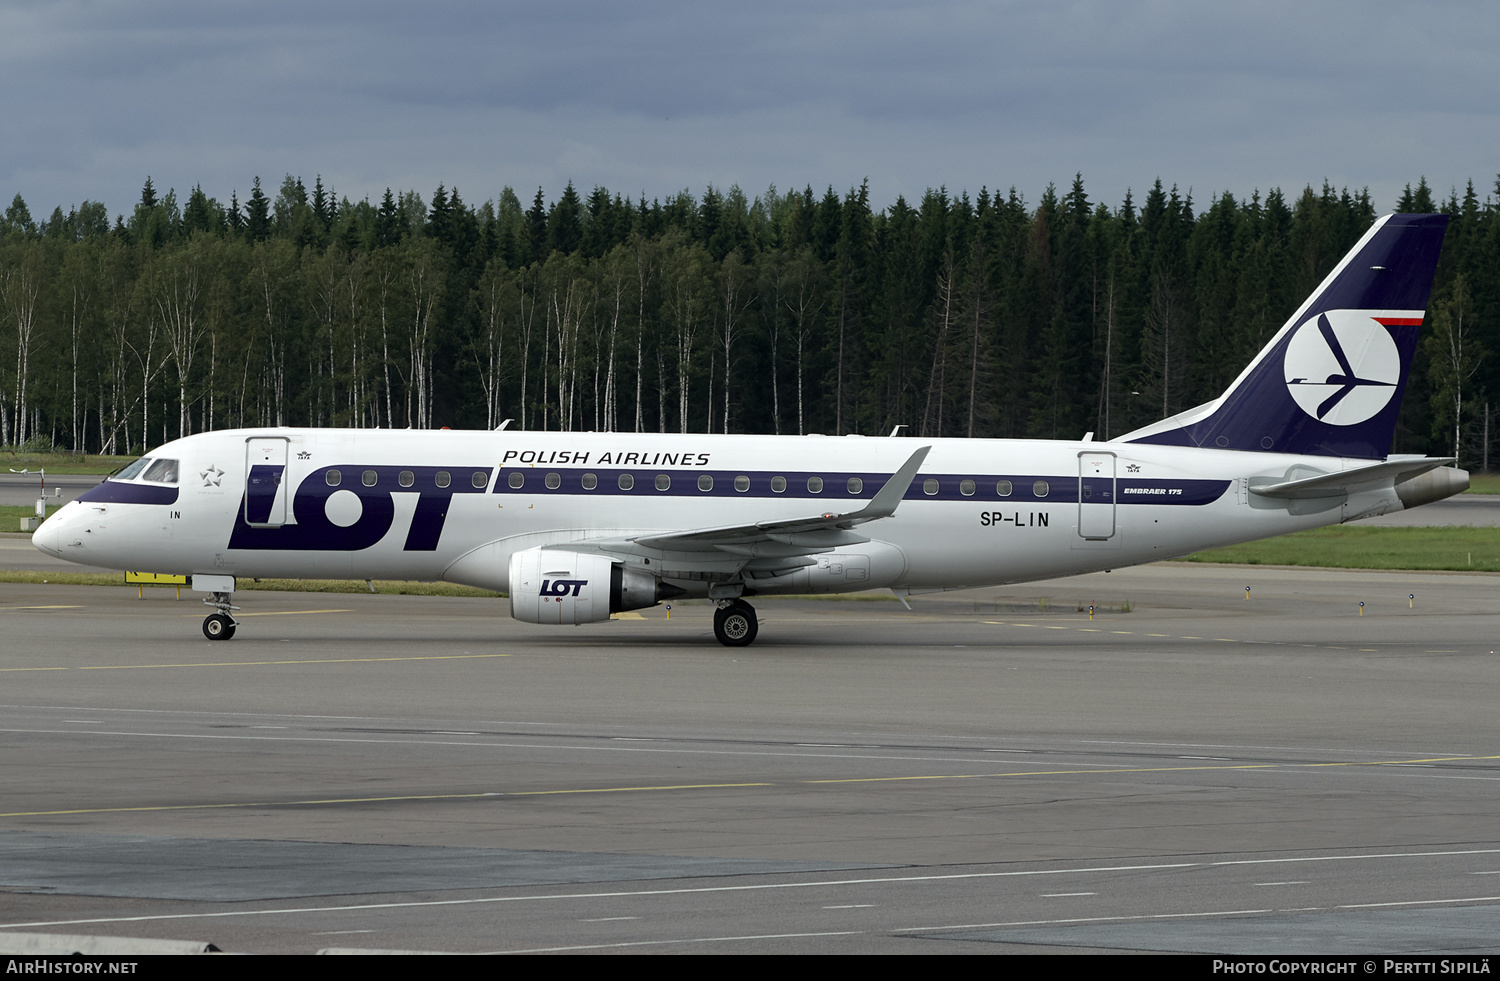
[1466,473,1500,494]
[2,504,63,529]
[1179,524,1500,572]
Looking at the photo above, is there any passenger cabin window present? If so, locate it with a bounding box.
[326,469,341,487]
[582,473,598,490]
[435,471,450,488]
[143,459,179,483]
[1033,480,1050,498]
[770,476,786,493]
[399,470,414,488]
[923,478,939,496]
[996,480,1013,497]
[508,471,525,489]
[362,470,378,487]
[545,472,561,490]
[618,473,634,490]
[655,474,671,491]
[960,479,975,497]
[698,474,713,492]
[807,476,823,494]
[472,471,488,489]
[734,475,750,492]
[847,477,863,494]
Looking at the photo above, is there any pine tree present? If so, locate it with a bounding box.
[246,177,271,241]
[227,191,244,234]
[444,186,480,268]
[548,181,583,256]
[832,180,873,433]
[377,188,399,246]
[183,185,217,235]
[698,185,724,259]
[525,187,549,263]
[581,186,614,258]
[312,176,330,228]
[494,186,524,266]
[428,185,451,237]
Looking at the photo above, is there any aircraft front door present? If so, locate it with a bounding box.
[245,437,289,527]
[1078,451,1117,540]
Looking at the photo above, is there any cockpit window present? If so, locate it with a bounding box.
[143,459,179,483]
[114,458,152,480]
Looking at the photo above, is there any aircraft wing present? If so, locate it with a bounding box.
[586,445,931,562]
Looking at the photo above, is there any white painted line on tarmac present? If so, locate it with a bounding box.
[488,930,865,954]
[5,849,1499,933]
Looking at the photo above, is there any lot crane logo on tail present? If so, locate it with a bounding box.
[1283,311,1403,426]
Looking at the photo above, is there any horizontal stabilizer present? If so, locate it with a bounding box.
[1250,456,1454,499]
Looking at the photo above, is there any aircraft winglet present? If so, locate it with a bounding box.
[840,445,932,523]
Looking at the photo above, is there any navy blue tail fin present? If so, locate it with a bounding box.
[1120,213,1449,459]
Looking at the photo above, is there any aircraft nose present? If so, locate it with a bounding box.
[32,509,65,558]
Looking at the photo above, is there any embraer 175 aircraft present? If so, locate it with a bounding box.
[33,213,1467,646]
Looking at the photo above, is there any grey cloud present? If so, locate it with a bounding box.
[2,1,1496,217]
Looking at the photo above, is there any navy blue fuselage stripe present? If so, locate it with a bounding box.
[78,481,180,506]
[492,469,1228,506]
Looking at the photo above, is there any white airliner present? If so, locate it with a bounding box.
[33,214,1466,646]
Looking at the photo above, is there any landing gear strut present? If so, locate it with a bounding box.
[201,590,239,641]
[713,599,758,647]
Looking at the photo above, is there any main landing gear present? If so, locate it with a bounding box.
[202,590,239,641]
[713,599,758,647]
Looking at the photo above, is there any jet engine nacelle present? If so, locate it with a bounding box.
[508,547,673,624]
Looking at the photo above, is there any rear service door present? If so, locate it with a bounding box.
[1078,451,1116,540]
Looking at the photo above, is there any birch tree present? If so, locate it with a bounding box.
[471,256,514,430]
[717,248,754,433]
[781,245,825,436]
[1426,274,1483,463]
[1,241,46,445]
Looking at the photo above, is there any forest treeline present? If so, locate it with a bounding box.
[0,172,1495,468]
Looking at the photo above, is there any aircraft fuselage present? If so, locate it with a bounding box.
[34,428,1460,598]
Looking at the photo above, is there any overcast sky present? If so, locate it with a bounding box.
[3,0,1496,221]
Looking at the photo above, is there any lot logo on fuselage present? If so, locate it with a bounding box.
[1282,311,1401,426]
[229,465,489,551]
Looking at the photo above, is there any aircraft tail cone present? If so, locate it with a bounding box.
[1395,466,1469,510]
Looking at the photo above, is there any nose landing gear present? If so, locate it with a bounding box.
[201,590,239,641]
[203,612,236,640]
